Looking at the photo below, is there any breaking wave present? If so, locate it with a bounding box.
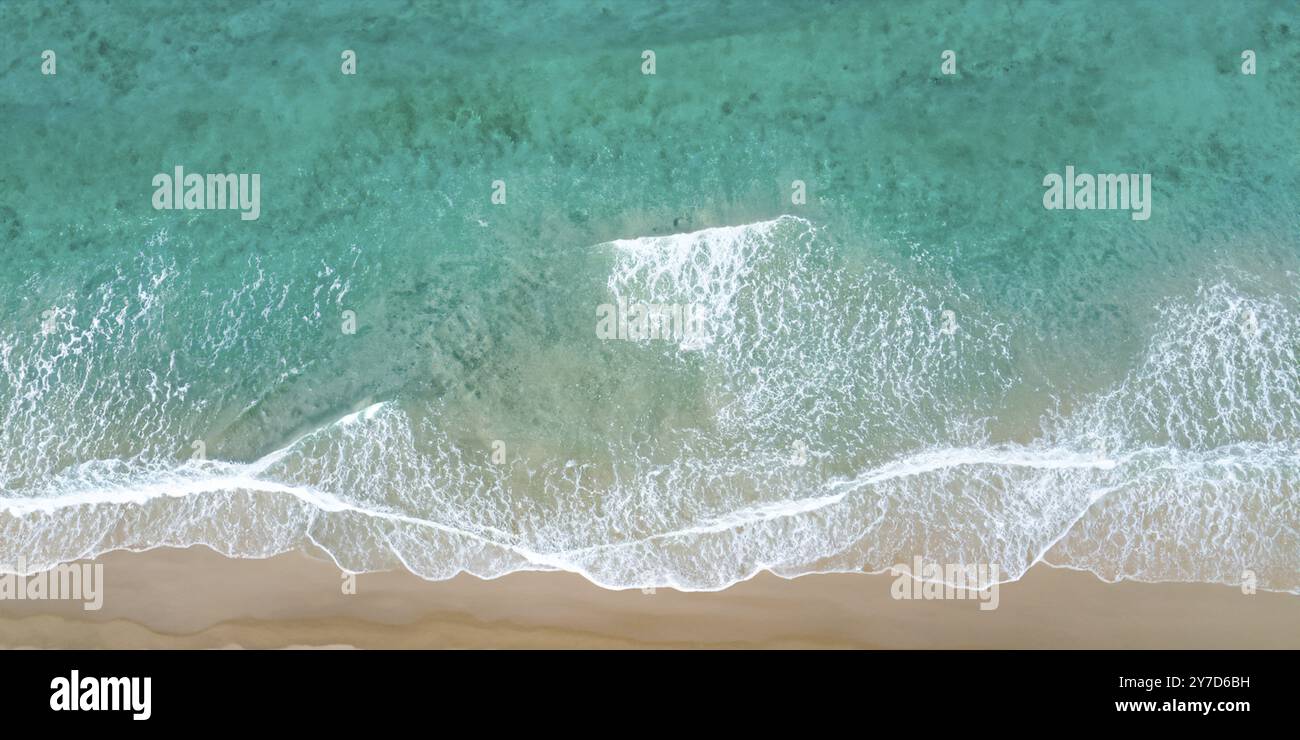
[1,218,1296,593]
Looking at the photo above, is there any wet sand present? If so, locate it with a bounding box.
[0,545,1295,648]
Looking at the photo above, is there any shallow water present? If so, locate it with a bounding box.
[0,0,1297,591]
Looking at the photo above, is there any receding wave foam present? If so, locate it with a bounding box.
[1,220,1296,594]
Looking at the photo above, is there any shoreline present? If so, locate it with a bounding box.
[1,545,1296,649]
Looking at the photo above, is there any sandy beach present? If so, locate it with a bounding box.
[0,546,1295,649]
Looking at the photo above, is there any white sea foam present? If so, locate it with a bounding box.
[1,221,1296,593]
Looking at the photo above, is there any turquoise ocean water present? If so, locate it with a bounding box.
[1,0,1297,591]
